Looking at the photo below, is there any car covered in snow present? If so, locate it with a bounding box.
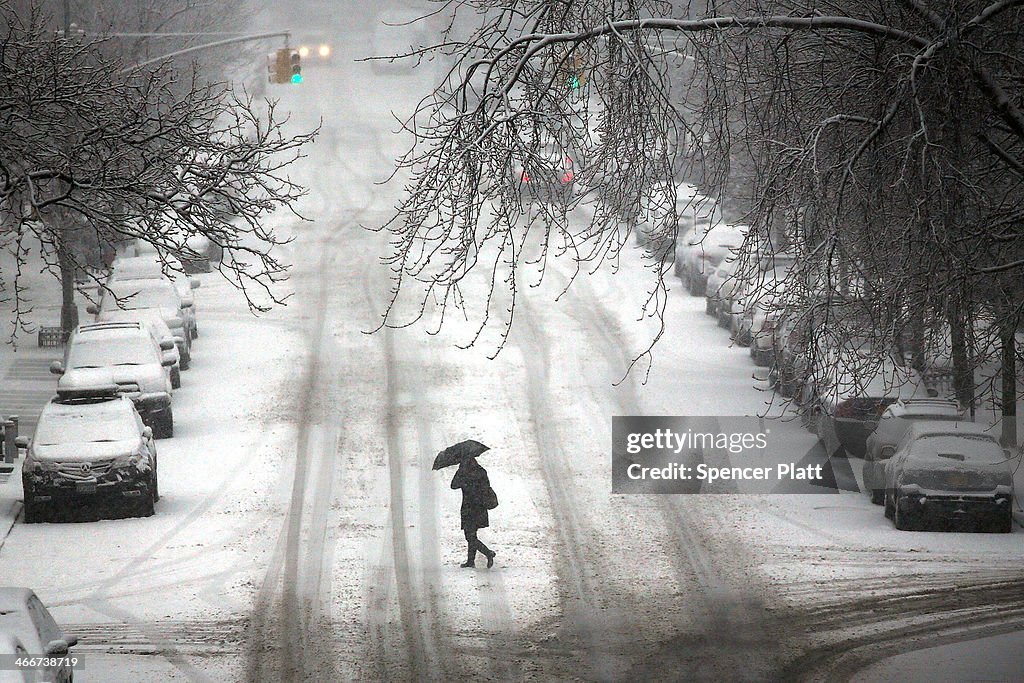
[108,256,201,341]
[676,223,746,296]
[0,588,78,681]
[50,322,175,438]
[89,277,193,368]
[883,422,1014,532]
[705,256,740,317]
[800,349,930,458]
[17,388,159,523]
[863,398,964,504]
[99,311,183,389]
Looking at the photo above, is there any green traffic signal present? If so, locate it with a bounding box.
[291,73,303,84]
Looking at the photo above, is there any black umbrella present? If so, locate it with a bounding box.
[432,440,490,470]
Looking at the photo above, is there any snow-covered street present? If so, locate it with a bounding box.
[0,1,1023,682]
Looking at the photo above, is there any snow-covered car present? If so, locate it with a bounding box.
[883,422,1014,532]
[97,311,183,389]
[109,256,201,341]
[801,350,929,458]
[0,588,78,681]
[749,304,787,367]
[676,223,746,296]
[89,278,193,368]
[705,257,740,317]
[635,183,718,252]
[50,322,175,438]
[18,387,158,522]
[862,398,963,504]
[726,266,790,344]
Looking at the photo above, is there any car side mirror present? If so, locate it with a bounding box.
[49,360,65,375]
[14,436,28,450]
[142,426,153,440]
[161,353,176,367]
[44,639,69,656]
[189,278,200,289]
[159,339,175,351]
[64,635,78,648]
[86,303,99,315]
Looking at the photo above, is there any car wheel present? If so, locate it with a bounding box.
[884,489,895,519]
[152,463,159,502]
[705,298,715,316]
[154,409,174,439]
[170,366,181,390]
[870,489,884,506]
[179,347,191,371]
[191,324,198,340]
[673,259,683,278]
[894,497,918,531]
[23,499,46,524]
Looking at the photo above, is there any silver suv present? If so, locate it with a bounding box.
[50,322,175,438]
[17,388,159,523]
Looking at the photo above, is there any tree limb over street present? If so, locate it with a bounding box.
[380,0,1023,433]
[0,1,317,340]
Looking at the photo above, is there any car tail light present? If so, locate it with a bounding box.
[521,172,530,183]
[561,171,574,184]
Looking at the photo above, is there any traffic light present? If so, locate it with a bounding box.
[268,49,302,84]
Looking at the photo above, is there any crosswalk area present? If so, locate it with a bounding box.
[0,351,60,437]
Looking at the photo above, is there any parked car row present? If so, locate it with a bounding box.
[659,196,1015,533]
[16,246,205,523]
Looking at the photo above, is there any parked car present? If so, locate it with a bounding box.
[0,588,77,682]
[706,257,740,317]
[725,266,790,344]
[89,278,192,368]
[50,322,175,438]
[103,311,183,389]
[677,223,746,296]
[863,398,964,504]
[18,386,158,522]
[109,256,201,341]
[883,422,1014,532]
[800,349,929,458]
[634,182,718,252]
[749,304,787,367]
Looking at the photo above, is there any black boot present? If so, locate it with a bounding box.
[486,549,496,569]
[461,543,476,568]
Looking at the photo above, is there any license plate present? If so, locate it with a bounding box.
[947,473,969,488]
[76,481,97,494]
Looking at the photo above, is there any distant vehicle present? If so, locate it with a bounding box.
[516,145,576,202]
[89,278,193,368]
[749,304,787,367]
[296,30,335,64]
[18,387,158,522]
[800,349,929,458]
[863,398,964,504]
[725,266,790,343]
[50,322,175,438]
[0,588,77,682]
[883,422,1014,532]
[109,257,201,341]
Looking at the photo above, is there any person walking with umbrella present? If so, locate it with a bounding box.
[434,440,498,568]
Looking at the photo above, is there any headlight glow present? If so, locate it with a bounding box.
[298,45,310,58]
[318,44,331,58]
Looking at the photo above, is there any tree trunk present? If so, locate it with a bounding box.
[57,227,78,335]
[947,298,973,412]
[1000,311,1018,447]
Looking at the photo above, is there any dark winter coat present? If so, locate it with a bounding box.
[451,458,490,531]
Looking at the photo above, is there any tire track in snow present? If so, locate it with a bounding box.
[559,273,779,681]
[515,297,630,681]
